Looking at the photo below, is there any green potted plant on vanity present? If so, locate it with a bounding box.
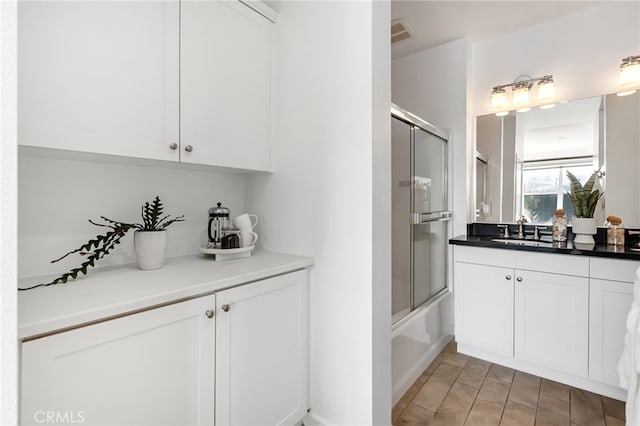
[566,170,603,245]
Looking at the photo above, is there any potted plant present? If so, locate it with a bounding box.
[566,170,603,245]
[133,197,185,270]
[21,196,184,290]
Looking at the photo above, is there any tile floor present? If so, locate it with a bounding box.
[392,340,626,426]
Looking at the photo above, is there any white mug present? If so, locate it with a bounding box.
[241,231,258,248]
[233,213,259,232]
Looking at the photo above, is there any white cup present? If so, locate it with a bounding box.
[241,231,258,248]
[233,213,259,232]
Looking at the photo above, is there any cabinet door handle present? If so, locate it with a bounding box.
[205,310,214,319]
[221,304,230,312]
[184,145,193,152]
[516,277,523,282]
[169,143,178,150]
[505,275,512,280]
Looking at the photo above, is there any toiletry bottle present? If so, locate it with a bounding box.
[606,215,625,246]
[552,209,567,242]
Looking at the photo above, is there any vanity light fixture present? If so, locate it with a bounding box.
[490,75,555,116]
[618,55,640,97]
[513,82,531,112]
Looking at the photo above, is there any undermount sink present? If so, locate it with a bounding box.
[490,238,554,247]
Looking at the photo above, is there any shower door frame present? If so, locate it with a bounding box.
[391,104,451,319]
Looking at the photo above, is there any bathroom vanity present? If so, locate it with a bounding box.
[450,234,640,401]
[18,251,313,425]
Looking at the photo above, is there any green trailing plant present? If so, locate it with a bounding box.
[19,197,184,290]
[566,170,604,218]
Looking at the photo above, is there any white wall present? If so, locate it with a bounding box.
[245,1,391,424]
[1,1,18,423]
[371,1,392,424]
[18,153,245,279]
[472,1,640,116]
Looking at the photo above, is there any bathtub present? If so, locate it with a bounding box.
[391,290,453,406]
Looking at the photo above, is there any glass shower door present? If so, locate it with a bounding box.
[391,106,450,324]
[412,127,449,308]
[391,116,412,323]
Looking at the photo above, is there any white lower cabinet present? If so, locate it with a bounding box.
[454,262,514,357]
[588,257,638,387]
[514,270,588,377]
[454,258,588,376]
[215,270,308,425]
[454,246,640,399]
[589,278,632,386]
[21,295,216,426]
[20,270,309,426]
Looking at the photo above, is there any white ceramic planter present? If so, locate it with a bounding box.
[134,230,168,270]
[571,216,596,245]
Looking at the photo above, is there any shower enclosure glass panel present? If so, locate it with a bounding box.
[412,128,448,308]
[413,221,447,307]
[414,128,447,214]
[392,105,450,324]
[392,116,411,322]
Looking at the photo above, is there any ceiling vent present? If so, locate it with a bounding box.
[391,18,414,44]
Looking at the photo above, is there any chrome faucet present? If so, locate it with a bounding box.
[533,226,548,241]
[516,216,528,239]
[497,224,510,238]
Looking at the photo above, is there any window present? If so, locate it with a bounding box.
[522,161,594,224]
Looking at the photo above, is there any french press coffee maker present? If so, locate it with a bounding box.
[207,202,240,249]
[208,202,231,248]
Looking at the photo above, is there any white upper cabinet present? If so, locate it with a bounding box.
[18,1,180,161]
[18,0,274,171]
[181,0,272,171]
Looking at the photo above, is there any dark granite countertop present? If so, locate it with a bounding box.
[450,223,640,261]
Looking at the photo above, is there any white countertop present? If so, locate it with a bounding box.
[18,250,314,340]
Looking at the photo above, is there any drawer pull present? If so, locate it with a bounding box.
[205,310,214,319]
[221,304,230,312]
[505,275,512,280]
[516,277,523,282]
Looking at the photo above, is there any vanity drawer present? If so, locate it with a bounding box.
[454,246,589,277]
[590,258,640,282]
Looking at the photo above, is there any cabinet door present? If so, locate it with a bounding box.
[181,0,271,171]
[514,270,588,377]
[589,278,633,387]
[216,270,308,425]
[18,1,179,161]
[454,262,514,357]
[21,295,215,426]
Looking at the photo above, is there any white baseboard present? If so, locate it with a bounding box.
[303,410,335,426]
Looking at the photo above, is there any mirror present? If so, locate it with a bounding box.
[474,91,640,227]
